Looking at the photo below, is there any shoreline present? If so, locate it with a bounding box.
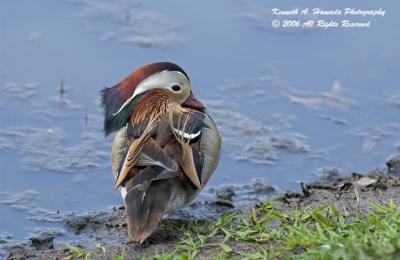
[6,156,400,259]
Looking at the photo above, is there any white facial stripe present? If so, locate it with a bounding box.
[112,70,190,116]
[174,128,201,140]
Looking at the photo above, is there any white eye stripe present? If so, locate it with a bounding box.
[112,71,190,116]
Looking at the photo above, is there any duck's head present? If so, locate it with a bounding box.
[101,62,205,135]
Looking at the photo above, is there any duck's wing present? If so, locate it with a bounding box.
[112,119,184,243]
[197,112,222,185]
[115,121,170,188]
[111,111,221,243]
[169,111,221,189]
[113,111,221,190]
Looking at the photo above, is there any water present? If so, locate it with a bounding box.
[1,0,399,256]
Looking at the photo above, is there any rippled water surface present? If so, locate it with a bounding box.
[1,0,399,256]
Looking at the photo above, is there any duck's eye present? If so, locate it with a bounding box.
[171,84,181,92]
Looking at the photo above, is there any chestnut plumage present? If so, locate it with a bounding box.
[101,62,221,243]
[101,62,192,136]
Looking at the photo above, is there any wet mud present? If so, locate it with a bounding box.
[6,158,400,259]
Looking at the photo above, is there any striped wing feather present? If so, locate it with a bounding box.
[112,110,221,243]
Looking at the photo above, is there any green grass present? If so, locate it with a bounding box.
[64,200,400,259]
[64,244,92,260]
[161,200,400,259]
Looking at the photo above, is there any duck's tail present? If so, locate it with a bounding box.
[124,181,172,243]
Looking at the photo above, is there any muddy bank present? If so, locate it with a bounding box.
[6,156,400,259]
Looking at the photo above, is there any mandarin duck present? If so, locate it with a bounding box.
[101,62,221,243]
